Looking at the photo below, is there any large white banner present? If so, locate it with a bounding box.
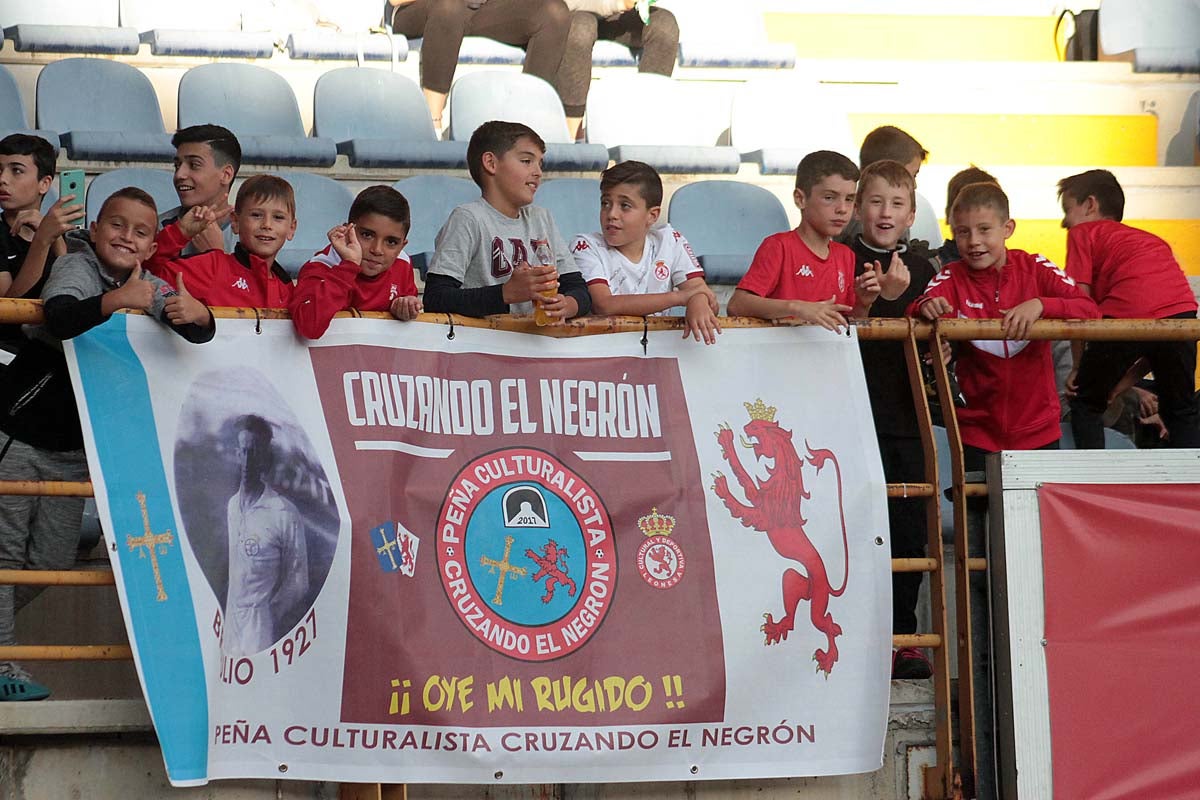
[66,315,891,786]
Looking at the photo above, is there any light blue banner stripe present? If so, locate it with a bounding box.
[73,314,208,782]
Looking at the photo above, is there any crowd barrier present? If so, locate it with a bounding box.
[2,296,1198,800]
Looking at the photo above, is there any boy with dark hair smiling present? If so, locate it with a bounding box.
[726,150,878,330]
[574,160,719,344]
[153,124,242,263]
[1059,168,1200,448]
[152,174,296,308]
[0,187,213,700]
[290,185,421,339]
[0,134,84,352]
[423,120,591,322]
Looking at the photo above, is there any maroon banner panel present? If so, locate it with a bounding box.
[310,345,725,729]
[1039,483,1200,800]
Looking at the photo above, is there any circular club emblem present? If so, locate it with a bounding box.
[437,448,616,661]
[636,537,685,589]
[653,260,670,282]
[837,270,846,294]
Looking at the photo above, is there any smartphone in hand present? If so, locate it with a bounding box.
[58,169,85,226]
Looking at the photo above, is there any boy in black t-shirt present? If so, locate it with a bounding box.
[849,159,937,679]
[0,134,83,353]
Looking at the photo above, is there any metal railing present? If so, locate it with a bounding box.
[10,299,1191,797]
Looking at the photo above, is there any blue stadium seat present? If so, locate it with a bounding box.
[1099,0,1200,72]
[178,64,338,168]
[265,172,354,276]
[447,72,609,172]
[677,41,796,69]
[536,178,601,243]
[911,192,945,250]
[140,29,274,58]
[731,79,856,175]
[392,175,480,278]
[0,65,59,148]
[40,187,59,214]
[287,31,409,62]
[36,58,173,162]
[408,35,632,66]
[409,36,526,65]
[668,5,794,69]
[666,181,788,284]
[3,24,139,55]
[590,39,637,67]
[119,0,264,57]
[84,168,176,226]
[586,74,740,174]
[313,69,466,169]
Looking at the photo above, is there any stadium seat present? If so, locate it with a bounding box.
[911,192,945,250]
[392,175,480,277]
[0,65,59,148]
[670,1,795,68]
[3,24,139,55]
[447,72,609,172]
[84,167,176,226]
[536,178,601,243]
[178,64,338,167]
[40,187,59,214]
[731,79,856,175]
[286,31,409,62]
[410,35,632,67]
[677,41,796,69]
[140,29,274,58]
[263,172,355,276]
[1099,0,1200,72]
[118,0,268,57]
[590,39,637,67]
[666,181,788,284]
[409,36,526,66]
[585,74,740,174]
[36,58,173,161]
[313,69,466,169]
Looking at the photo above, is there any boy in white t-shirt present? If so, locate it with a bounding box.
[574,161,721,344]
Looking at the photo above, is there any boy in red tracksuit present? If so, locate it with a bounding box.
[909,182,1100,470]
[289,186,421,339]
[149,174,296,308]
[1059,169,1200,449]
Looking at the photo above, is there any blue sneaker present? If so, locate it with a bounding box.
[0,673,51,701]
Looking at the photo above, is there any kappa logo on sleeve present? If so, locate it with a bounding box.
[437,448,615,662]
[573,240,589,253]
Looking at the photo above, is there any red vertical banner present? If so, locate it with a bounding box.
[310,345,725,728]
[1039,483,1200,800]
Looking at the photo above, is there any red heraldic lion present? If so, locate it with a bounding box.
[711,399,850,675]
[525,539,577,604]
